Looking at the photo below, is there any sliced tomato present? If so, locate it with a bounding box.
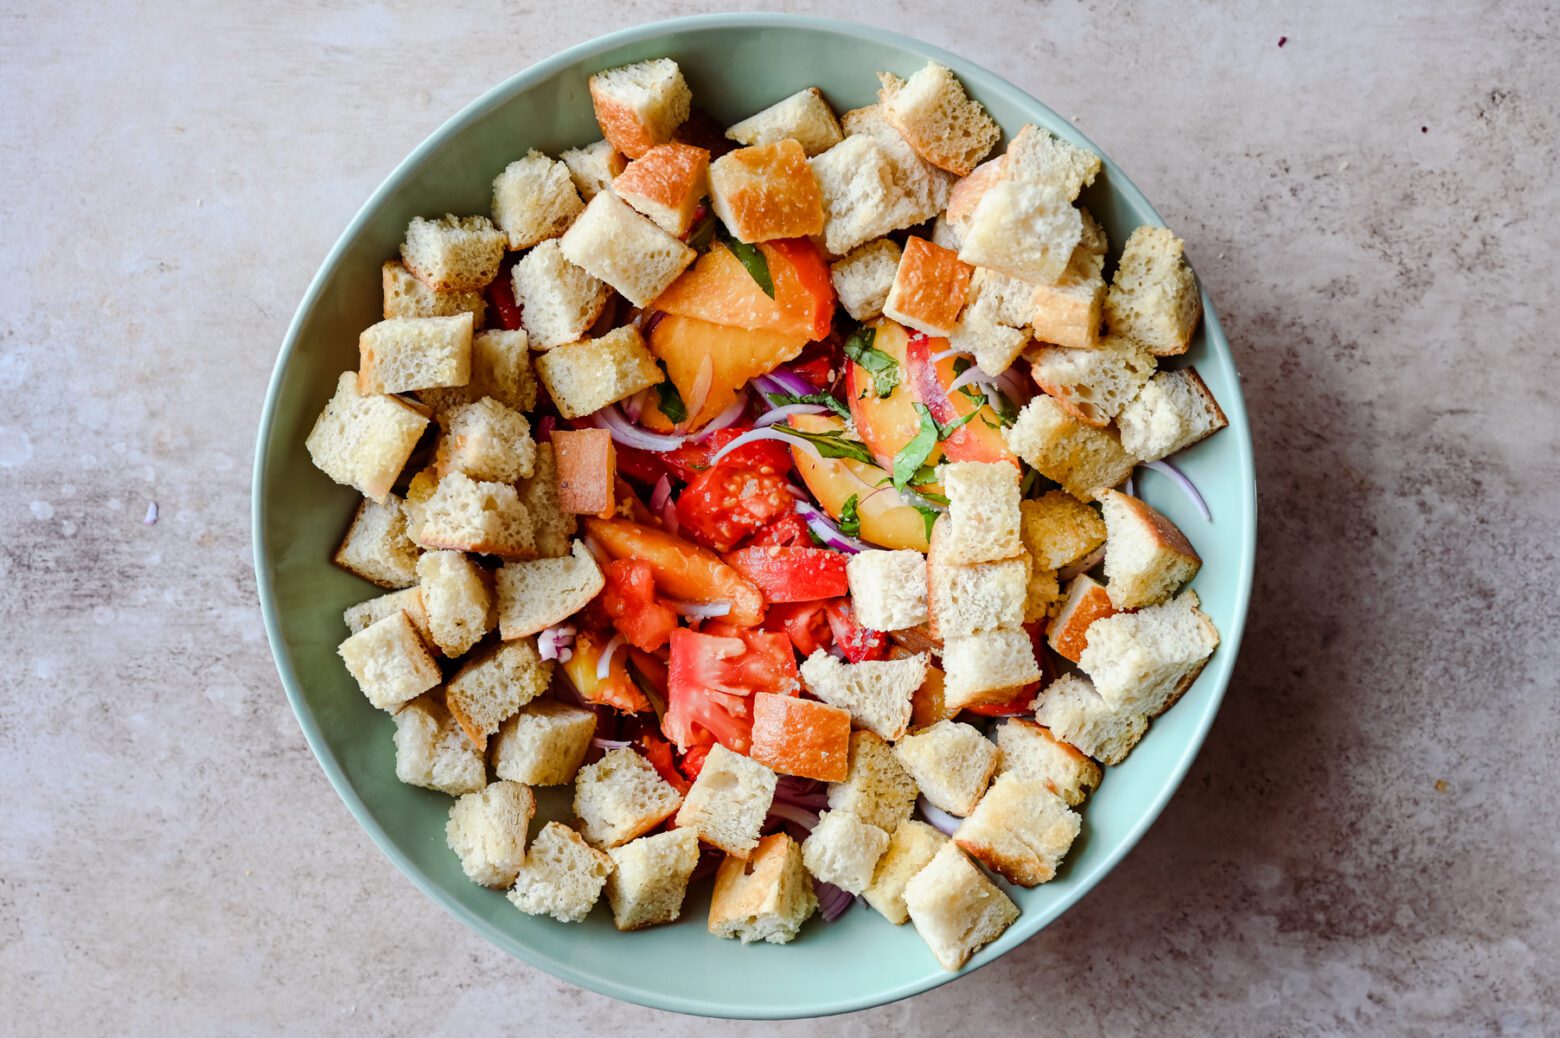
[599,559,678,651]
[726,546,849,603]
[823,598,889,662]
[484,254,523,331]
[765,600,833,657]
[963,687,1037,717]
[663,628,800,752]
[636,731,691,794]
[585,517,765,627]
[676,465,795,554]
[678,741,712,784]
[746,512,812,548]
[659,427,792,483]
[615,445,670,486]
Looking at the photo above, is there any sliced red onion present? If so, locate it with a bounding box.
[621,387,649,423]
[949,365,1000,394]
[1123,472,1136,498]
[711,426,822,465]
[995,366,1032,405]
[766,802,821,831]
[667,600,731,619]
[1145,458,1212,522]
[929,347,964,364]
[917,796,962,836]
[815,880,856,922]
[785,483,809,500]
[537,623,576,663]
[757,402,828,427]
[143,501,159,525]
[688,355,715,420]
[1058,544,1107,582]
[641,310,667,338]
[794,499,867,553]
[692,391,748,441]
[773,776,829,810]
[757,366,815,397]
[591,736,633,751]
[535,415,556,442]
[592,404,687,452]
[595,633,626,681]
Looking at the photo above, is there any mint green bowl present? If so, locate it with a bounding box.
[253,13,1256,1019]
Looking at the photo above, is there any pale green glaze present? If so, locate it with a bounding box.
[252,13,1256,1020]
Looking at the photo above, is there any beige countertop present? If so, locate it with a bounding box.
[3,2,1557,1034]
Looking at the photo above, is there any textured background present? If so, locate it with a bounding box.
[3,2,1557,1035]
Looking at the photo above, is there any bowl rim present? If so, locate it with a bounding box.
[252,10,1257,1020]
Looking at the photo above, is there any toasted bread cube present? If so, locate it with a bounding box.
[511,239,610,350]
[931,213,964,251]
[675,743,777,857]
[941,630,1043,713]
[559,189,695,307]
[882,236,973,336]
[877,63,999,176]
[605,827,701,931]
[574,747,684,848]
[1032,672,1147,765]
[1023,565,1062,625]
[588,58,691,159]
[306,372,430,503]
[1099,489,1201,609]
[1030,245,1107,351]
[1031,337,1156,428]
[338,610,441,712]
[535,326,663,421]
[829,239,901,322]
[445,638,552,751]
[801,809,889,894]
[491,150,584,250]
[894,720,999,816]
[846,549,929,632]
[929,554,1028,639]
[560,139,627,202]
[551,428,616,517]
[809,136,909,257]
[495,540,604,640]
[419,329,537,415]
[968,267,1038,328]
[1021,491,1107,571]
[725,87,843,156]
[613,143,710,236]
[401,214,506,292]
[491,698,597,786]
[708,832,816,944]
[507,821,612,923]
[959,178,1083,286]
[1047,573,1117,663]
[382,260,486,325]
[435,397,536,484]
[903,843,1019,970]
[343,587,434,650]
[749,693,852,782]
[910,657,956,731]
[517,443,576,558]
[416,550,493,657]
[841,103,954,228]
[445,780,536,888]
[800,650,926,742]
[949,306,1030,378]
[940,460,1022,564]
[1078,590,1219,717]
[994,718,1102,806]
[392,694,486,796]
[707,139,825,243]
[1004,124,1102,201]
[357,313,473,396]
[414,471,535,559]
[954,773,1080,886]
[1116,368,1227,462]
[946,157,1006,233]
[1005,396,1137,501]
[333,495,420,589]
[863,819,946,925]
[1105,226,1202,356]
[825,730,919,836]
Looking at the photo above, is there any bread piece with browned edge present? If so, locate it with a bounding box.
[491,698,597,786]
[518,443,576,559]
[954,772,1080,885]
[535,325,662,420]
[588,58,692,159]
[1031,336,1156,428]
[551,428,616,517]
[495,540,604,640]
[1031,672,1148,766]
[877,63,1000,176]
[605,827,700,931]
[613,142,710,236]
[343,587,434,651]
[560,190,696,306]
[800,650,926,742]
[1116,367,1228,462]
[883,236,973,337]
[306,371,430,504]
[725,87,844,157]
[393,694,486,796]
[561,139,627,202]
[893,719,999,816]
[445,780,536,888]
[507,821,613,923]
[959,178,1082,286]
[573,747,684,849]
[445,638,552,753]
[1099,488,1201,609]
[675,743,777,857]
[903,842,1019,970]
[382,260,486,326]
[825,730,919,835]
[863,819,947,924]
[708,832,817,944]
[1004,395,1137,501]
[492,150,584,250]
[1077,590,1218,717]
[419,329,537,415]
[400,214,506,293]
[338,610,441,713]
[1004,124,1102,201]
[1047,572,1118,664]
[333,495,420,589]
[749,693,852,783]
[941,629,1042,713]
[994,717,1102,806]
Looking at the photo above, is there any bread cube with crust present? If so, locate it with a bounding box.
[416,550,493,657]
[903,843,1019,970]
[846,549,929,632]
[1116,367,1228,462]
[929,553,1028,639]
[1022,564,1061,625]
[357,313,474,396]
[507,821,613,923]
[613,142,710,236]
[1021,492,1107,571]
[726,87,844,156]
[1078,590,1219,717]
[574,747,684,848]
[800,650,926,742]
[334,495,420,589]
[491,698,596,786]
[1099,488,1201,609]
[826,730,919,834]
[445,780,536,888]
[605,827,701,931]
[941,629,1042,713]
[1031,336,1156,428]
[894,720,999,816]
[946,157,1006,234]
[517,443,576,558]
[491,150,584,250]
[1047,573,1118,663]
[910,657,957,731]
[802,810,890,894]
[883,236,974,337]
[877,63,1000,176]
[1004,124,1102,201]
[496,540,604,640]
[1030,212,1108,350]
[1005,395,1137,501]
[958,179,1083,286]
[382,260,486,325]
[551,428,616,517]
[939,460,1023,564]
[675,743,777,857]
[338,610,441,712]
[1105,226,1202,356]
[400,214,506,292]
[414,471,535,559]
[535,325,662,420]
[445,638,552,752]
[1032,672,1147,765]
[343,587,434,650]
[749,693,852,783]
[512,239,611,350]
[306,371,430,503]
[829,238,901,321]
[994,718,1102,806]
[863,819,947,924]
[954,772,1080,886]
[949,310,1030,379]
[841,103,954,231]
[392,694,486,796]
[561,139,627,202]
[708,139,825,243]
[420,329,537,415]
[588,58,692,159]
[435,397,536,484]
[809,136,909,256]
[559,190,695,307]
[708,832,816,944]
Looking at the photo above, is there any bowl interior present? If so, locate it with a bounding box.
[254,13,1256,1020]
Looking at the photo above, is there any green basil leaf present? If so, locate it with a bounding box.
[838,494,861,537]
[771,425,878,467]
[912,504,940,541]
[935,403,983,440]
[763,390,851,420]
[892,404,941,489]
[718,229,774,298]
[989,386,1019,427]
[842,325,900,398]
[655,365,687,423]
[686,210,718,252]
[915,488,950,507]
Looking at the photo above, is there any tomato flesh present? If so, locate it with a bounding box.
[765,600,833,657]
[484,254,523,331]
[676,465,794,554]
[636,732,691,794]
[663,628,799,752]
[660,427,791,483]
[745,512,812,548]
[598,559,678,651]
[725,546,849,603]
[823,598,889,662]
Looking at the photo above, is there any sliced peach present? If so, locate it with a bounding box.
[645,313,807,430]
[584,516,765,626]
[845,318,946,492]
[902,327,1019,469]
[787,414,932,552]
[651,239,834,341]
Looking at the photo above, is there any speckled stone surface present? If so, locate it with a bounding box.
[3,2,1557,1034]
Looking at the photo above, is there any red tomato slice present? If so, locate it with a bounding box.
[678,741,712,784]
[823,598,888,662]
[725,546,849,603]
[484,254,523,331]
[745,512,812,548]
[599,559,678,652]
[615,444,670,487]
[660,427,792,483]
[765,600,833,657]
[663,628,800,752]
[676,465,795,553]
[636,732,691,794]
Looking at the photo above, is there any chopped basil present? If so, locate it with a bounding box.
[842,325,899,398]
[892,405,941,489]
[912,504,939,541]
[915,488,950,507]
[764,389,851,420]
[655,364,687,423]
[686,210,718,252]
[806,524,829,548]
[951,355,1017,427]
[770,425,877,467]
[718,228,774,298]
[838,494,861,537]
[989,386,1019,427]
